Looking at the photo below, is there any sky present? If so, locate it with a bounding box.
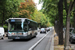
[33,0,43,10]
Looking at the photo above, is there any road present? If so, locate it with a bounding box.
[34,29,54,50]
[0,30,54,50]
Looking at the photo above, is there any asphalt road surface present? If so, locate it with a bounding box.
[34,30,53,50]
[0,30,54,50]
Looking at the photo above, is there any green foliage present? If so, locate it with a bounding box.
[18,0,36,19]
[3,25,8,32]
[0,0,26,30]
[32,9,50,27]
[63,10,67,27]
[3,25,8,29]
[32,9,41,23]
[39,0,75,27]
[0,0,22,26]
[39,0,59,26]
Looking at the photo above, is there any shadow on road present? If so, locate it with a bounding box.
[8,37,36,42]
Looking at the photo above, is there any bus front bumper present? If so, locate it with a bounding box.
[8,35,31,39]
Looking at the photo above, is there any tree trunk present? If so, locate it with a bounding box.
[65,16,70,50]
[64,1,73,50]
[1,1,6,27]
[54,21,59,36]
[2,11,5,27]
[58,0,63,45]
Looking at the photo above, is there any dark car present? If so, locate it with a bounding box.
[63,28,74,39]
[46,28,50,32]
[40,28,46,33]
[69,30,75,43]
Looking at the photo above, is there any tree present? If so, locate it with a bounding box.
[32,9,50,27]
[64,0,75,50]
[18,0,35,19]
[39,0,63,45]
[0,0,6,26]
[32,9,41,23]
[0,0,20,26]
[58,0,63,45]
[39,0,59,25]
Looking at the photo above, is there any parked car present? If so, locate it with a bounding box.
[49,27,53,31]
[63,27,74,39]
[69,29,75,43]
[40,28,46,33]
[0,27,5,39]
[46,27,50,32]
[37,28,40,32]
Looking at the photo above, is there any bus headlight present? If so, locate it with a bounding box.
[23,32,28,36]
[8,32,12,36]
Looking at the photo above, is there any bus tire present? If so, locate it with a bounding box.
[1,35,4,40]
[1,37,4,39]
[34,35,36,38]
[34,33,37,37]
[30,34,32,38]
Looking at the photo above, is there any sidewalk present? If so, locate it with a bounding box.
[54,29,64,50]
[54,35,64,50]
[50,35,54,50]
[54,33,74,50]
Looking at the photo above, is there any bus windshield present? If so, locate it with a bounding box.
[9,22,23,31]
[9,22,28,32]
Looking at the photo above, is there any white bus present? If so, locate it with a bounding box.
[6,18,38,40]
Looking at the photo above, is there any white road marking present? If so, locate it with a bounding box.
[28,32,50,50]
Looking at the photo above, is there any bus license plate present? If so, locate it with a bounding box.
[15,37,20,39]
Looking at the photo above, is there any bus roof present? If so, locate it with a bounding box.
[9,18,28,19]
[8,18,37,23]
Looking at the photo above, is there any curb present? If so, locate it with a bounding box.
[50,35,54,50]
[50,29,54,50]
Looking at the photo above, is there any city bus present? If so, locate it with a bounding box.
[6,18,38,40]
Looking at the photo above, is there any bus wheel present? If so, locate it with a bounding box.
[30,34,32,38]
[34,35,36,38]
[1,37,4,39]
[1,35,4,40]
